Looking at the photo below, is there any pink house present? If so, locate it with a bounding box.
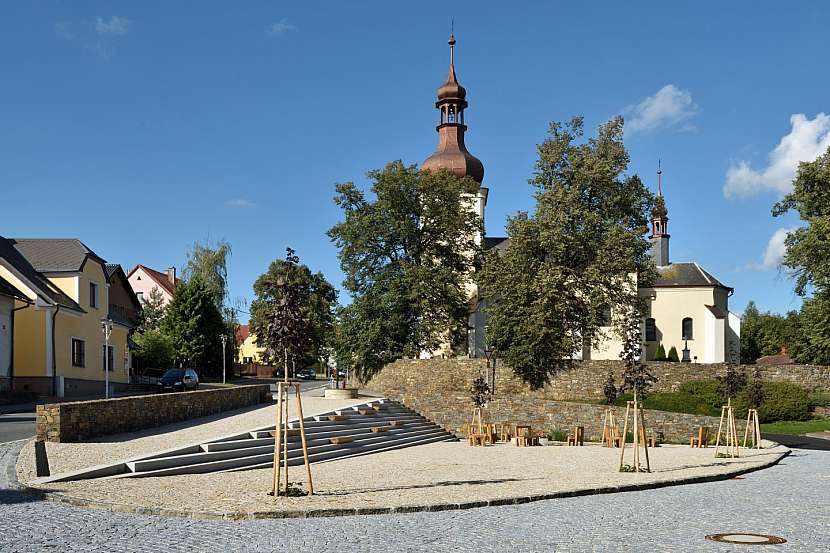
[127,265,180,306]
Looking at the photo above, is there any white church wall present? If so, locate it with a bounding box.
[727,311,741,364]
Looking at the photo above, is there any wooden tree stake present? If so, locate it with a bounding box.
[294,382,314,494]
[618,397,651,472]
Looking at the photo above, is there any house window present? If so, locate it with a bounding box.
[71,338,85,367]
[89,282,99,308]
[645,318,656,341]
[682,317,693,340]
[598,306,612,327]
[136,291,144,302]
[102,345,115,371]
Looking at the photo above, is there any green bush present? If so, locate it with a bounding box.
[653,344,667,361]
[809,390,830,409]
[734,382,812,422]
[667,346,680,362]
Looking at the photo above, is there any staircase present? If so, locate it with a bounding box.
[40,399,455,483]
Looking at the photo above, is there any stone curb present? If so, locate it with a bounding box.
[8,440,790,521]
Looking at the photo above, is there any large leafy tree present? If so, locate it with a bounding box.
[249,248,337,374]
[328,161,482,380]
[480,117,655,388]
[162,276,226,375]
[773,146,830,365]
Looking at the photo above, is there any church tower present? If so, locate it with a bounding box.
[650,162,670,266]
[422,33,488,244]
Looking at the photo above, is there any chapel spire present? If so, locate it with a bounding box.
[650,160,670,266]
[422,33,485,184]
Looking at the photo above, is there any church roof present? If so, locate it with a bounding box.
[653,262,731,291]
[483,236,510,252]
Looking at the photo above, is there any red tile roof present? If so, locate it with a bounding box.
[127,264,180,297]
[756,353,794,365]
[236,324,250,345]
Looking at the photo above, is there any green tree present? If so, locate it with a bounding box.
[653,344,667,361]
[136,287,167,333]
[183,238,232,309]
[133,329,174,370]
[479,117,655,388]
[773,147,830,296]
[328,161,482,380]
[619,305,657,400]
[249,248,337,375]
[789,291,830,365]
[162,276,226,375]
[740,300,800,363]
[666,346,680,362]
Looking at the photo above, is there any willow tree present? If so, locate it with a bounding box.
[328,161,482,381]
[480,117,655,388]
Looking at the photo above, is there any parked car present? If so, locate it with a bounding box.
[297,368,316,380]
[157,368,199,392]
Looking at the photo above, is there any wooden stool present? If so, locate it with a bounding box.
[567,426,584,446]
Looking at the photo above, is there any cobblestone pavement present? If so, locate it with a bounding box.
[1,440,827,552]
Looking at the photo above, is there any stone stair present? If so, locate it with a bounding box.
[39,399,455,482]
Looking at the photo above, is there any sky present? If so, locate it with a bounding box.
[2,1,828,319]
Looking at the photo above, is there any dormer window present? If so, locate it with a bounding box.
[89,282,99,308]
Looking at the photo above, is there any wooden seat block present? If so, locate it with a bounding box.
[388,420,403,427]
[269,429,300,438]
[329,436,353,445]
[357,409,372,415]
[328,415,347,422]
[372,405,386,411]
[370,426,388,433]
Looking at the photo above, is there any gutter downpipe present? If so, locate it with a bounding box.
[51,305,60,397]
[9,298,33,388]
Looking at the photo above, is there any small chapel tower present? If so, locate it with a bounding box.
[650,161,670,266]
[422,33,488,245]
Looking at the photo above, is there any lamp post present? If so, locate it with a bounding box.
[221,334,227,385]
[101,318,113,399]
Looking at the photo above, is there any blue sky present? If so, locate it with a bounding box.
[3,1,828,318]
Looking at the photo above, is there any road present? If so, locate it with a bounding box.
[0,439,828,551]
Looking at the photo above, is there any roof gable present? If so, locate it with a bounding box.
[9,238,105,273]
[127,264,179,296]
[653,262,731,290]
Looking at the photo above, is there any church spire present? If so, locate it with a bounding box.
[650,160,670,266]
[422,32,485,184]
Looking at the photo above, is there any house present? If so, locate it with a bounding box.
[236,324,265,364]
[127,264,179,305]
[0,237,133,397]
[0,274,31,391]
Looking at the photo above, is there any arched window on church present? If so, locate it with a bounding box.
[682,317,693,340]
[645,318,656,341]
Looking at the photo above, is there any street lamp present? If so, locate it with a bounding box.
[101,318,113,399]
[484,346,496,395]
[221,334,227,385]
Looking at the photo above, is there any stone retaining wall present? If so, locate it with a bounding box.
[36,385,272,443]
[360,359,829,443]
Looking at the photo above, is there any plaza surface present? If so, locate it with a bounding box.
[2,439,828,552]
[18,437,787,518]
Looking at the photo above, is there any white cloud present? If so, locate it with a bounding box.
[267,19,298,36]
[724,113,830,199]
[624,84,699,133]
[744,227,796,271]
[225,199,256,208]
[96,16,130,36]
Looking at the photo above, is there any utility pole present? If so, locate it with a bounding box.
[101,318,112,399]
[221,334,227,385]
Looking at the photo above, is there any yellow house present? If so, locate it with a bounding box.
[236,324,265,364]
[0,237,133,397]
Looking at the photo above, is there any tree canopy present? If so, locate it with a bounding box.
[479,117,655,388]
[249,248,337,372]
[328,160,482,381]
[161,276,226,374]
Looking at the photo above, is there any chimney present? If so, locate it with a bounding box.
[166,267,176,286]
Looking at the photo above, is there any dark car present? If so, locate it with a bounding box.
[157,368,199,392]
[297,368,316,380]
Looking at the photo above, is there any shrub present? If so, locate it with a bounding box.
[809,390,830,409]
[734,382,812,422]
[667,346,680,362]
[653,344,667,361]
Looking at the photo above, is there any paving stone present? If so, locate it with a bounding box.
[1,441,827,552]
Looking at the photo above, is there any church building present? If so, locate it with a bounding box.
[420,34,741,364]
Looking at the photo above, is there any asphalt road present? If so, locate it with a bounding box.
[0,412,35,444]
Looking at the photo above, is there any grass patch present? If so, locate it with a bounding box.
[760,419,830,436]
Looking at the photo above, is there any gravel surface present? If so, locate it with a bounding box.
[20,437,786,516]
[0,440,826,552]
[16,395,364,482]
